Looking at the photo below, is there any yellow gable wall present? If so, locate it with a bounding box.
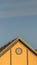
[28,50,37,65]
[11,41,37,65]
[0,40,37,65]
[0,50,10,65]
[11,41,27,65]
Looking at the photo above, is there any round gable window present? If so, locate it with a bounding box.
[15,48,22,55]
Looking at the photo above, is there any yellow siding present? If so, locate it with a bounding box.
[0,50,10,65]
[0,40,37,65]
[28,50,37,65]
[11,41,27,65]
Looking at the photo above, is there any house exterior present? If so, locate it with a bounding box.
[0,37,37,65]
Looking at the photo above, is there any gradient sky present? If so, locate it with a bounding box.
[0,0,37,49]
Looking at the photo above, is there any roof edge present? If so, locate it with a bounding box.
[17,37,37,54]
[0,36,37,56]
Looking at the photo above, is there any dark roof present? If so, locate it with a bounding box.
[0,38,16,52]
[0,37,37,56]
[0,45,37,52]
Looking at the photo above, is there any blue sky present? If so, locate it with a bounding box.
[0,0,37,49]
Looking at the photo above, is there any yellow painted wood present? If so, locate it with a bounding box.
[0,40,37,65]
[11,41,27,65]
[0,50,10,65]
[28,50,37,65]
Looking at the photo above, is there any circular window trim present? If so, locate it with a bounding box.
[15,47,22,55]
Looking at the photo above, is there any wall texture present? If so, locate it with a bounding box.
[0,50,10,65]
[0,40,37,65]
